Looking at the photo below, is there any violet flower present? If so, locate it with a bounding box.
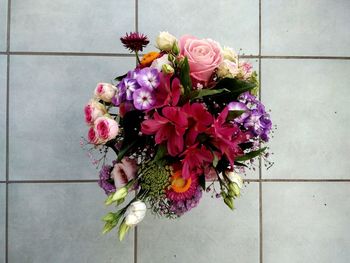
[136,68,160,90]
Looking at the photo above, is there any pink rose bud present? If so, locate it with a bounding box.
[84,99,107,126]
[94,83,117,103]
[111,158,138,190]
[94,116,119,144]
[179,35,223,85]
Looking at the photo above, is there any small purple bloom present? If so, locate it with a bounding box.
[169,187,203,216]
[119,78,139,101]
[133,88,155,110]
[98,165,116,195]
[136,68,160,90]
[233,92,272,142]
[228,101,250,122]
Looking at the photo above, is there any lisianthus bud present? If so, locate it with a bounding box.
[225,171,243,189]
[162,64,174,74]
[94,116,119,144]
[223,46,238,62]
[229,182,241,197]
[118,220,130,241]
[94,83,117,103]
[112,187,128,202]
[84,99,107,126]
[156,31,178,51]
[125,200,147,227]
[224,197,234,210]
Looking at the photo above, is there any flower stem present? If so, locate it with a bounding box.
[135,51,141,64]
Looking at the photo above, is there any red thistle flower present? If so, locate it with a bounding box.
[120,32,149,52]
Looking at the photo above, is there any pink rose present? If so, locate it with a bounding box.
[87,127,100,144]
[238,61,253,80]
[179,35,223,84]
[94,116,119,144]
[84,100,107,126]
[94,83,117,102]
[111,158,138,190]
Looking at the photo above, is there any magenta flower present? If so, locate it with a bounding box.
[120,32,149,52]
[180,143,213,179]
[133,88,155,110]
[183,103,213,145]
[141,107,188,156]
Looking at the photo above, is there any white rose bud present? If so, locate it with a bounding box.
[156,31,178,51]
[217,60,239,79]
[223,46,238,62]
[94,83,117,103]
[225,171,243,189]
[125,200,147,227]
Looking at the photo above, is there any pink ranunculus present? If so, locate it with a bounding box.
[179,35,223,84]
[111,158,138,190]
[94,116,119,144]
[94,83,117,103]
[84,99,107,126]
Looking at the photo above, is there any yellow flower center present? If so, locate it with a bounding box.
[170,170,192,193]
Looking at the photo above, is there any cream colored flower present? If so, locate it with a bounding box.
[156,32,177,51]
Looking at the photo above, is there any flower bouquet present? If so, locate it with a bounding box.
[82,32,272,241]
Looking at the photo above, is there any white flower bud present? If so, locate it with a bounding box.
[225,171,243,189]
[156,32,178,51]
[223,46,238,62]
[125,200,147,226]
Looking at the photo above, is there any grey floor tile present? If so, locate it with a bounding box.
[261,59,350,179]
[9,56,135,180]
[262,0,350,56]
[263,182,350,263]
[0,0,6,51]
[0,184,5,263]
[139,0,259,55]
[8,183,133,263]
[138,182,259,263]
[0,55,5,181]
[10,0,134,53]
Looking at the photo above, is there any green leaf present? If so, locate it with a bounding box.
[190,88,228,100]
[179,57,192,98]
[215,78,256,95]
[227,110,246,121]
[117,140,137,162]
[235,147,267,162]
[153,144,167,163]
[114,73,127,81]
[234,161,248,168]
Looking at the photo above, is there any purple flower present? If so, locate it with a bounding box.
[136,68,160,90]
[118,78,139,101]
[133,88,155,110]
[98,165,116,195]
[228,101,250,122]
[231,92,272,142]
[169,187,203,216]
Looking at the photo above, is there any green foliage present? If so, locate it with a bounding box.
[190,88,228,100]
[235,147,267,162]
[179,57,192,98]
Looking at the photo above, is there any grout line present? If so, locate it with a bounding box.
[7,179,98,184]
[5,0,12,262]
[8,51,135,57]
[2,52,350,60]
[258,1,263,263]
[134,2,139,263]
[2,178,350,184]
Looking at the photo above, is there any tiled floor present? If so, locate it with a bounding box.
[1,0,349,263]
